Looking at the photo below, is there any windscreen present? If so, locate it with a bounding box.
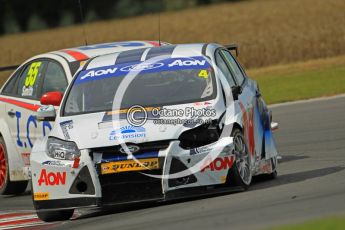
[63,56,216,116]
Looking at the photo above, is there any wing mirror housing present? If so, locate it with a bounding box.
[231,86,242,101]
[40,91,63,106]
[37,91,62,121]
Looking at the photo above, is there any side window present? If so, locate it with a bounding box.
[215,52,236,87]
[2,70,21,95]
[42,61,68,95]
[221,50,245,85]
[17,61,47,99]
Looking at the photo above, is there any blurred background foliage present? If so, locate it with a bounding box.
[0,0,240,35]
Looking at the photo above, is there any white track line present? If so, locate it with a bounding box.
[268,94,345,108]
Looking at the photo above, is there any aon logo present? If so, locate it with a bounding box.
[168,59,206,67]
[201,156,234,172]
[38,169,66,186]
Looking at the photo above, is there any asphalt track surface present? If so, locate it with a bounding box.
[0,95,344,230]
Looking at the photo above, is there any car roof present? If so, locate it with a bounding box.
[49,41,170,63]
[83,43,220,70]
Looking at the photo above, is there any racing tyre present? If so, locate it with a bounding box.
[228,129,252,190]
[36,209,74,222]
[0,137,28,195]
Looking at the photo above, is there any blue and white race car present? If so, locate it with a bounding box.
[30,43,279,221]
[0,41,166,195]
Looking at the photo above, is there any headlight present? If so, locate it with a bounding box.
[178,120,221,149]
[47,137,81,160]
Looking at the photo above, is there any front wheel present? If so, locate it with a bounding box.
[36,209,74,222]
[0,137,28,195]
[227,129,252,190]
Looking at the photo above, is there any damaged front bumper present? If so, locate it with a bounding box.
[31,137,235,210]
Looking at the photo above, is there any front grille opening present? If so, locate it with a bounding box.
[99,169,164,204]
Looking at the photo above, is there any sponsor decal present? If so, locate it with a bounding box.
[5,109,52,151]
[0,108,52,149]
[109,125,146,140]
[42,161,65,167]
[194,101,212,106]
[53,150,66,160]
[76,56,211,85]
[21,153,30,166]
[101,158,159,175]
[60,120,73,140]
[120,62,164,72]
[201,156,234,172]
[80,67,118,80]
[22,62,42,96]
[34,192,49,201]
[39,105,52,112]
[168,59,206,67]
[190,146,213,155]
[21,86,33,97]
[119,145,140,154]
[42,161,67,167]
[38,169,66,186]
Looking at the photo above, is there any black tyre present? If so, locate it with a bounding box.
[0,137,28,195]
[36,209,74,222]
[227,129,252,190]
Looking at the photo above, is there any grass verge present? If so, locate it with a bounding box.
[269,216,345,230]
[248,55,345,104]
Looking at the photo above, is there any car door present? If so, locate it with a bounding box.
[3,60,48,163]
[219,50,263,160]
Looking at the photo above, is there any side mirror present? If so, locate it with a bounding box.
[37,105,56,121]
[231,86,242,101]
[40,91,63,107]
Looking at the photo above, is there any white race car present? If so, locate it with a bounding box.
[31,43,279,222]
[0,41,166,195]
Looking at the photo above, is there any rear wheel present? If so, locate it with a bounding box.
[36,209,74,222]
[228,129,252,190]
[0,137,28,195]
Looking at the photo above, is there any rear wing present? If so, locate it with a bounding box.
[0,65,19,72]
[224,44,239,57]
